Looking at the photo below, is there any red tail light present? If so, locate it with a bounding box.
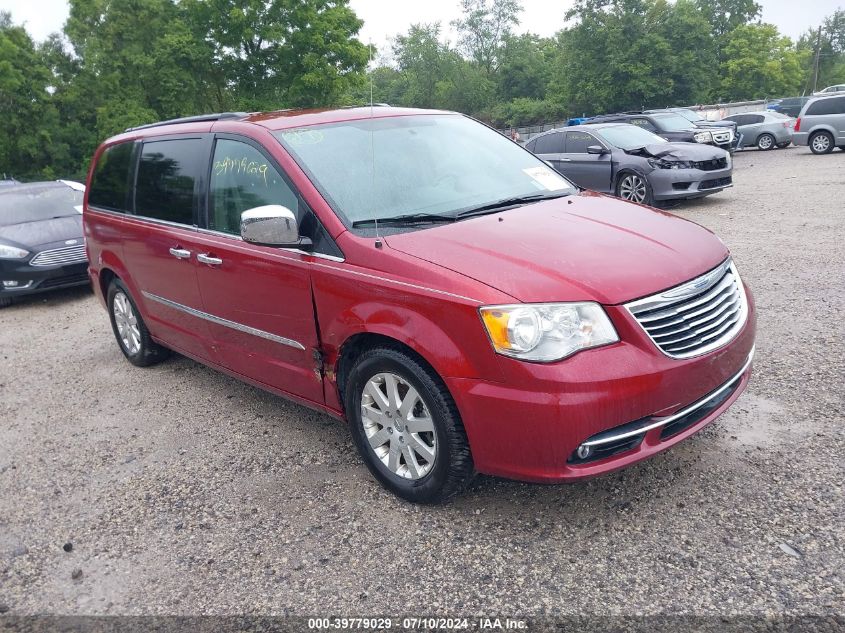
[794,117,801,132]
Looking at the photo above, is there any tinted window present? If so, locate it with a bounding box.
[0,184,83,226]
[747,114,765,124]
[135,139,205,225]
[533,132,565,154]
[565,131,599,153]
[650,113,694,131]
[806,97,845,116]
[89,142,134,212]
[209,139,298,235]
[629,118,658,132]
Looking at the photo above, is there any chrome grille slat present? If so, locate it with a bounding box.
[653,308,741,347]
[30,245,87,267]
[651,295,740,341]
[626,260,748,359]
[634,273,734,323]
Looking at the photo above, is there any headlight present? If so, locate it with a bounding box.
[479,302,619,362]
[648,158,693,169]
[0,244,29,259]
[693,131,713,143]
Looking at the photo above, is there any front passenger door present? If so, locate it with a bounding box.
[561,131,612,193]
[191,136,325,405]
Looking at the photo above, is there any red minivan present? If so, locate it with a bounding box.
[83,108,756,502]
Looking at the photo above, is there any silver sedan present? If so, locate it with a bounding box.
[722,111,794,150]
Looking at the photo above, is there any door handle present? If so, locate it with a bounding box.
[169,247,191,259]
[558,158,572,162]
[197,253,223,266]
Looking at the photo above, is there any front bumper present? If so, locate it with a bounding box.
[446,291,756,483]
[0,260,90,299]
[650,164,734,200]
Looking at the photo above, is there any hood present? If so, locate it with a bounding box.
[0,215,83,249]
[626,142,728,161]
[384,192,729,305]
[697,120,736,130]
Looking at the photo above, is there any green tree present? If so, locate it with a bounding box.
[392,23,455,108]
[184,0,370,109]
[0,13,58,180]
[452,0,521,76]
[721,23,808,100]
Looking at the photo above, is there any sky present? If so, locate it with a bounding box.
[1,0,842,48]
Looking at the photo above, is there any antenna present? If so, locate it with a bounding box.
[369,38,382,247]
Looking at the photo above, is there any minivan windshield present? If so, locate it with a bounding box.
[652,113,697,131]
[596,125,669,150]
[275,114,576,227]
[0,184,83,226]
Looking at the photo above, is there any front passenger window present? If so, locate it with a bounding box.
[209,139,298,235]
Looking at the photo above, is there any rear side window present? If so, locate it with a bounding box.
[209,139,298,235]
[89,142,134,212]
[747,114,765,124]
[532,132,564,154]
[135,139,205,225]
[806,97,845,116]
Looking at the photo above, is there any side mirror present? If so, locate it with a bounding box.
[240,205,311,248]
[586,145,606,155]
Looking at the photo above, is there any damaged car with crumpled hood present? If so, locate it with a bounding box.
[526,122,733,206]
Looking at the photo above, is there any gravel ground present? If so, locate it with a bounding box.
[0,146,843,618]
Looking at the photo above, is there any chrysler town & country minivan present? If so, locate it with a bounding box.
[84,107,756,503]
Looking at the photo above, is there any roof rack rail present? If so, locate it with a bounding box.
[125,112,248,132]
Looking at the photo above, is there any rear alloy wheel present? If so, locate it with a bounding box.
[756,133,775,151]
[809,131,834,155]
[616,172,653,205]
[345,346,474,503]
[107,279,170,367]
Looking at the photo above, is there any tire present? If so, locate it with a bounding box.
[615,171,654,206]
[0,296,13,308]
[344,346,474,503]
[776,142,790,149]
[107,279,170,367]
[756,133,776,151]
[809,131,834,155]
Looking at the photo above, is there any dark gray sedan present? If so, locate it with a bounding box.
[525,123,733,205]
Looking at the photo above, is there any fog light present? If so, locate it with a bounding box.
[3,280,20,287]
[576,444,592,459]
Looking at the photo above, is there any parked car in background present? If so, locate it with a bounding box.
[646,107,739,148]
[793,94,845,154]
[1,177,20,187]
[526,123,732,205]
[0,181,89,307]
[721,111,794,150]
[83,107,755,503]
[814,84,845,96]
[770,96,811,118]
[585,112,735,152]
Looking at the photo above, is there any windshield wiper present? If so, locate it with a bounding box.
[352,213,457,228]
[454,192,571,220]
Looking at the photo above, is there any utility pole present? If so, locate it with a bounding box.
[812,25,822,94]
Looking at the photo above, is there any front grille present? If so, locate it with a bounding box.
[712,130,733,144]
[700,176,732,189]
[30,244,87,267]
[37,273,90,289]
[692,157,727,171]
[626,259,747,359]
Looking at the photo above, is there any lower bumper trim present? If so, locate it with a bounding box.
[581,346,754,449]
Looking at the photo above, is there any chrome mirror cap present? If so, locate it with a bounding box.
[241,205,300,245]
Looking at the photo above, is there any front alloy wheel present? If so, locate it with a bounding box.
[361,372,437,480]
[345,346,474,503]
[617,173,652,205]
[107,279,170,367]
